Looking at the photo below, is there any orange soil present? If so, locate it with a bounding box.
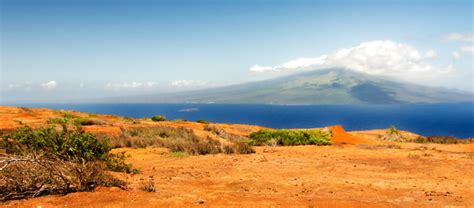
[1,106,474,207]
[4,145,474,207]
[329,125,377,144]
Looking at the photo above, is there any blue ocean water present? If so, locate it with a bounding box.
[15,103,474,138]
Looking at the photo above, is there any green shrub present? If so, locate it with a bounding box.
[151,115,167,122]
[48,114,100,126]
[248,129,331,146]
[73,117,95,126]
[2,126,137,173]
[196,119,209,124]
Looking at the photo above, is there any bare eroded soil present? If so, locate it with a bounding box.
[3,143,474,207]
[1,106,474,207]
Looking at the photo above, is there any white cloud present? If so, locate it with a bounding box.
[249,40,448,81]
[452,51,461,60]
[171,80,208,87]
[445,33,474,42]
[424,49,437,59]
[460,45,474,53]
[104,81,158,91]
[41,80,57,90]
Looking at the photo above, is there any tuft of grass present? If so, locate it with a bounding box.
[170,151,188,157]
[139,177,156,192]
[248,129,331,146]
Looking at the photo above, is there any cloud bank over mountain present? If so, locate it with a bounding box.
[250,40,450,82]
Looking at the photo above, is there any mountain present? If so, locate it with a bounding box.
[120,68,473,104]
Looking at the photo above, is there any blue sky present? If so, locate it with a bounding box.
[1,0,473,102]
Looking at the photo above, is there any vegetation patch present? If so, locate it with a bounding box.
[248,129,331,146]
[379,126,407,142]
[415,136,462,144]
[196,119,210,124]
[0,125,136,201]
[204,124,243,142]
[151,115,167,122]
[48,113,104,126]
[111,126,254,155]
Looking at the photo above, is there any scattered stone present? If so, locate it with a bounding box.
[196,198,205,204]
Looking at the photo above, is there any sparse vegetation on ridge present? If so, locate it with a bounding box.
[48,113,104,126]
[415,136,470,144]
[110,126,254,155]
[196,119,210,124]
[248,129,332,146]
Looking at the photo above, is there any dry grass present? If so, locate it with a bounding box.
[204,124,244,142]
[356,144,402,150]
[110,126,254,155]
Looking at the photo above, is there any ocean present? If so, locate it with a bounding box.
[14,103,474,138]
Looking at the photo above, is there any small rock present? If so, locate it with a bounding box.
[196,198,205,204]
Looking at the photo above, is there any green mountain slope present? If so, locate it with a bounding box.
[124,68,473,104]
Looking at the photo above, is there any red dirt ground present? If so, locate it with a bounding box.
[1,106,473,207]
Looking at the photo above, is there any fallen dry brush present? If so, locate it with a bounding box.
[0,125,130,201]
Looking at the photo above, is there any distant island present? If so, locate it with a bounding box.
[110,68,473,105]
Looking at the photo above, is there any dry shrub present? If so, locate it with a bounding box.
[204,124,243,142]
[415,136,464,144]
[111,126,254,155]
[379,126,407,142]
[0,126,133,201]
[139,177,155,192]
[222,144,235,154]
[234,142,255,154]
[0,155,125,201]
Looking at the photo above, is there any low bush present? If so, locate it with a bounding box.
[196,119,210,124]
[0,125,136,201]
[234,141,256,154]
[48,114,103,126]
[248,129,331,146]
[379,126,407,142]
[415,136,461,144]
[151,115,167,122]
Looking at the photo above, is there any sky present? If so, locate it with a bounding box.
[0,0,473,103]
